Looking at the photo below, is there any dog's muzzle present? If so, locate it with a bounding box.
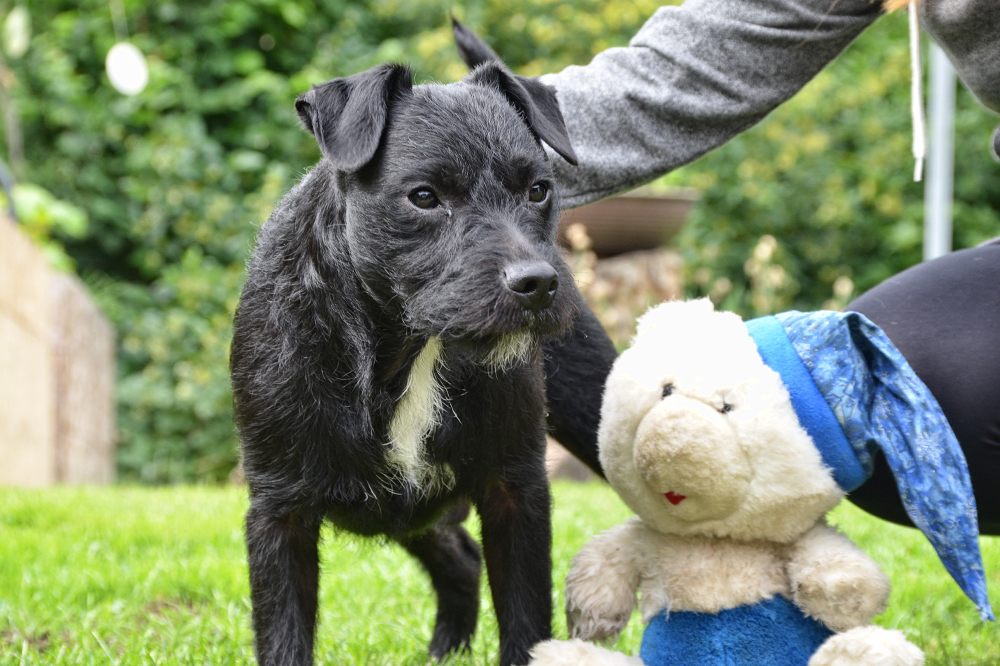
[503,261,558,312]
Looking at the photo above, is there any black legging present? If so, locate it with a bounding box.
[847,239,1000,535]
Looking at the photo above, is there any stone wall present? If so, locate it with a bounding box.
[0,218,56,486]
[0,219,115,486]
[51,272,115,484]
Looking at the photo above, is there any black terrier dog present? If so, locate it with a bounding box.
[231,42,617,665]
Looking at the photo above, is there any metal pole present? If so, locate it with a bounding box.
[923,43,956,261]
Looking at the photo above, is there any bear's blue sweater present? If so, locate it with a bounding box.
[639,595,832,666]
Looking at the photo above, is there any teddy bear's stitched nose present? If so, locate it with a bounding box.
[633,396,752,522]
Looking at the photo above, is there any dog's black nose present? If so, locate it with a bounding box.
[504,262,558,311]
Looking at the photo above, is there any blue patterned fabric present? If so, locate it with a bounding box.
[639,596,833,666]
[745,316,867,492]
[746,311,993,622]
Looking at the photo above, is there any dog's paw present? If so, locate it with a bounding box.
[808,626,924,666]
[792,555,891,632]
[528,639,644,666]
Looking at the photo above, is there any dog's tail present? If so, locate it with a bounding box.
[451,15,501,69]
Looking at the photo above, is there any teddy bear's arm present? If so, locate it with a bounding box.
[787,521,891,632]
[564,519,644,642]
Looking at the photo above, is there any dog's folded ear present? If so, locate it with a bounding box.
[467,62,578,166]
[451,16,501,69]
[295,64,413,172]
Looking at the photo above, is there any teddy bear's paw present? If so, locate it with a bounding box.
[567,606,630,643]
[808,626,924,666]
[528,639,645,666]
[792,557,891,632]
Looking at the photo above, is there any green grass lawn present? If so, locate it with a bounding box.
[1,483,998,665]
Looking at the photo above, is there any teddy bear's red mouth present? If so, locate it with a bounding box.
[664,491,686,505]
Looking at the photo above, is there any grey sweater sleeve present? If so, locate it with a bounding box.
[540,0,884,208]
[921,0,1000,115]
[542,0,1000,209]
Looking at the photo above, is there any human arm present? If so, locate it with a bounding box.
[540,0,884,208]
[921,0,1000,115]
[921,0,1000,161]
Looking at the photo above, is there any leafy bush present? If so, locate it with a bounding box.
[6,3,997,482]
[3,183,88,271]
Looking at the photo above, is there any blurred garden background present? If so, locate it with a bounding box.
[3,2,1000,664]
[4,0,999,484]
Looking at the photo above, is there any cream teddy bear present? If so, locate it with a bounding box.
[530,299,935,666]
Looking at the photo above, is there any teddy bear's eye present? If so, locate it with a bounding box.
[661,383,674,398]
[720,402,734,414]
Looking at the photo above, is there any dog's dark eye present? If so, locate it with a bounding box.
[720,403,734,414]
[408,189,440,209]
[528,182,548,203]
[662,383,674,398]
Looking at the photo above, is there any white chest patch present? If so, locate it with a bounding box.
[386,336,454,494]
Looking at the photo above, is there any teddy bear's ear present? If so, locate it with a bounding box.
[688,298,716,313]
[635,298,716,340]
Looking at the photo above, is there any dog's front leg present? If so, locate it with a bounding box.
[477,467,553,666]
[246,501,322,666]
[400,503,482,660]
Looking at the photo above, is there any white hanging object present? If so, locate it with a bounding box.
[908,2,926,182]
[3,6,31,59]
[105,41,148,96]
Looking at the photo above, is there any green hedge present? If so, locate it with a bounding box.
[8,2,998,482]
